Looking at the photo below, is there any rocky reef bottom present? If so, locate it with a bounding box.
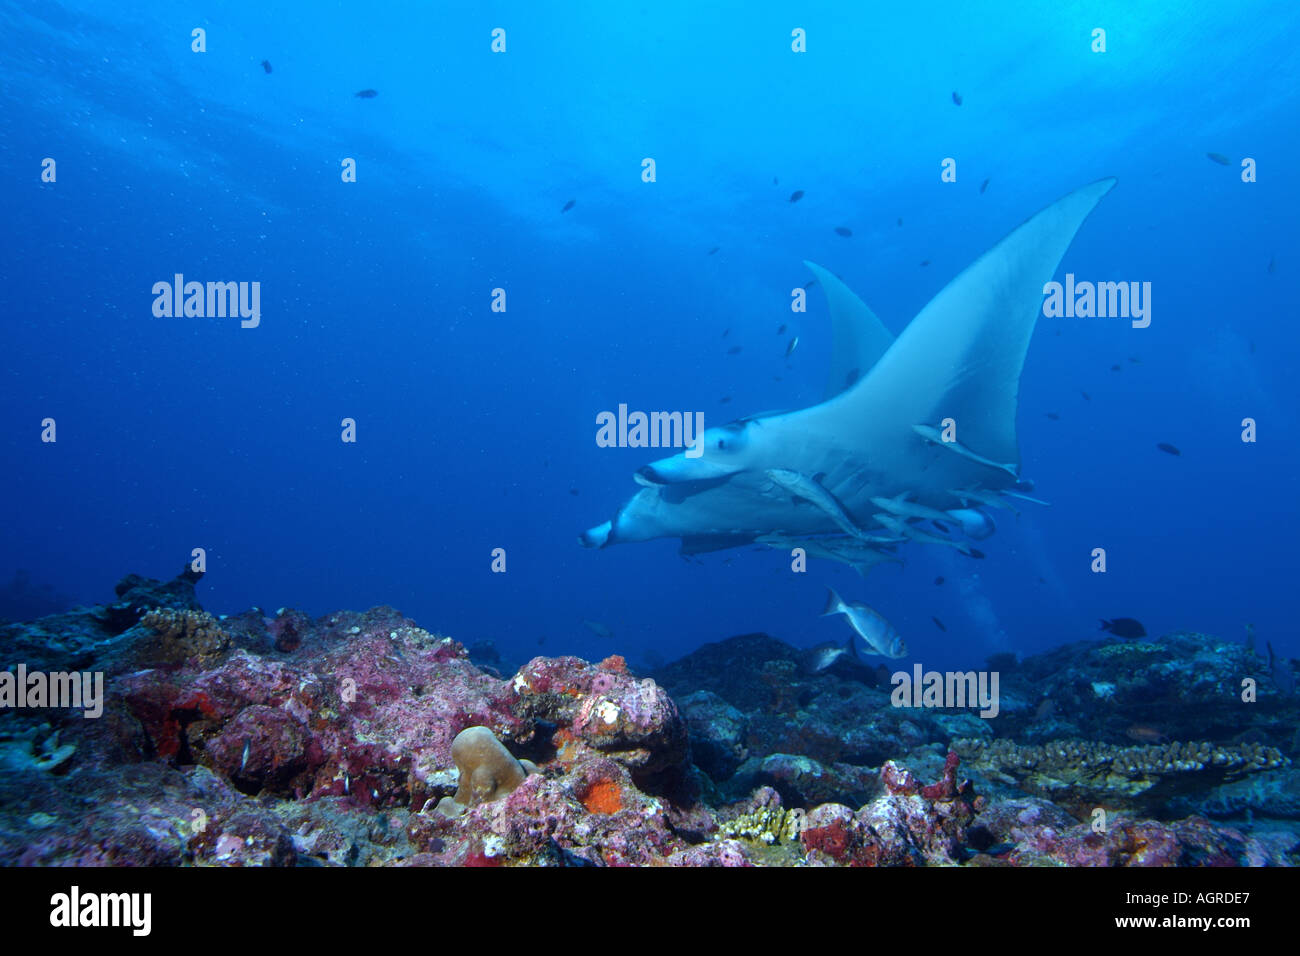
[1,569,1296,866]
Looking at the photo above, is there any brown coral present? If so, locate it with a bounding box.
[435,726,537,817]
[139,608,231,665]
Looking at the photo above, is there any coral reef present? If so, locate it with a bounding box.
[0,572,1296,866]
[952,737,1289,815]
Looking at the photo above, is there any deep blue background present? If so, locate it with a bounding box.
[3,1,1297,672]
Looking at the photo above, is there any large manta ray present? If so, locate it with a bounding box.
[580,179,1116,574]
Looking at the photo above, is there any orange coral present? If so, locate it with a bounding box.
[581,779,623,815]
[598,655,628,674]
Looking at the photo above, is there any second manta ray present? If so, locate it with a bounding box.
[580,179,1116,573]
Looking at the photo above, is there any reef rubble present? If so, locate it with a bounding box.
[0,569,1295,866]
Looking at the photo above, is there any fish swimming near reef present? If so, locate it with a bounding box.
[1206,152,1231,165]
[821,588,907,658]
[1157,442,1181,456]
[799,637,864,675]
[355,89,378,98]
[932,616,947,632]
[562,199,576,213]
[952,91,963,106]
[980,178,990,194]
[582,619,614,639]
[834,226,853,237]
[1125,724,1168,744]
[1267,641,1296,695]
[785,336,799,358]
[578,180,1117,577]
[261,60,273,74]
[789,190,804,203]
[1100,617,1146,639]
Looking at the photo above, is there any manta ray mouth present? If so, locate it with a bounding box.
[635,466,667,486]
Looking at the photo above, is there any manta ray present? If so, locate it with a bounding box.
[580,179,1116,574]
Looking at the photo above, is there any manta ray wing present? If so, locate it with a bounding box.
[803,260,895,400]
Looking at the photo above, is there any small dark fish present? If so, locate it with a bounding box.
[1046,412,1060,421]
[1267,257,1275,274]
[952,91,963,106]
[1129,356,1141,364]
[984,843,1016,857]
[1126,724,1168,744]
[719,396,732,404]
[707,246,719,255]
[979,178,990,194]
[1268,641,1296,695]
[562,199,576,213]
[1110,364,1122,371]
[261,60,273,74]
[1100,617,1146,639]
[931,519,949,533]
[1156,442,1181,456]
[355,89,379,98]
[789,190,804,203]
[834,226,852,237]
[932,616,947,632]
[1081,390,1091,401]
[920,259,930,267]
[844,367,860,387]
[934,576,945,586]
[785,337,799,358]
[537,636,546,646]
[803,280,817,290]
[727,345,742,355]
[773,176,778,185]
[722,328,730,337]
[569,488,580,496]
[776,324,787,335]
[897,218,903,227]
[582,619,614,639]
[1206,151,1231,166]
[1034,698,1056,720]
[967,548,985,559]
[1244,624,1256,656]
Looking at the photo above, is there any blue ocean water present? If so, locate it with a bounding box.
[2,0,1297,675]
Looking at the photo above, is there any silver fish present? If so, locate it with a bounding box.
[765,469,869,540]
[821,587,907,658]
[913,423,1020,477]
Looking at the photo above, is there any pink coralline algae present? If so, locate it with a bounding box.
[1,568,1296,866]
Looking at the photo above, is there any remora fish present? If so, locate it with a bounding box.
[765,469,870,540]
[869,492,953,525]
[912,424,1020,478]
[821,588,907,658]
[873,512,976,555]
[579,180,1117,575]
[756,534,903,577]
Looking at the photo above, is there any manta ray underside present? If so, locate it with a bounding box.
[580,179,1116,575]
